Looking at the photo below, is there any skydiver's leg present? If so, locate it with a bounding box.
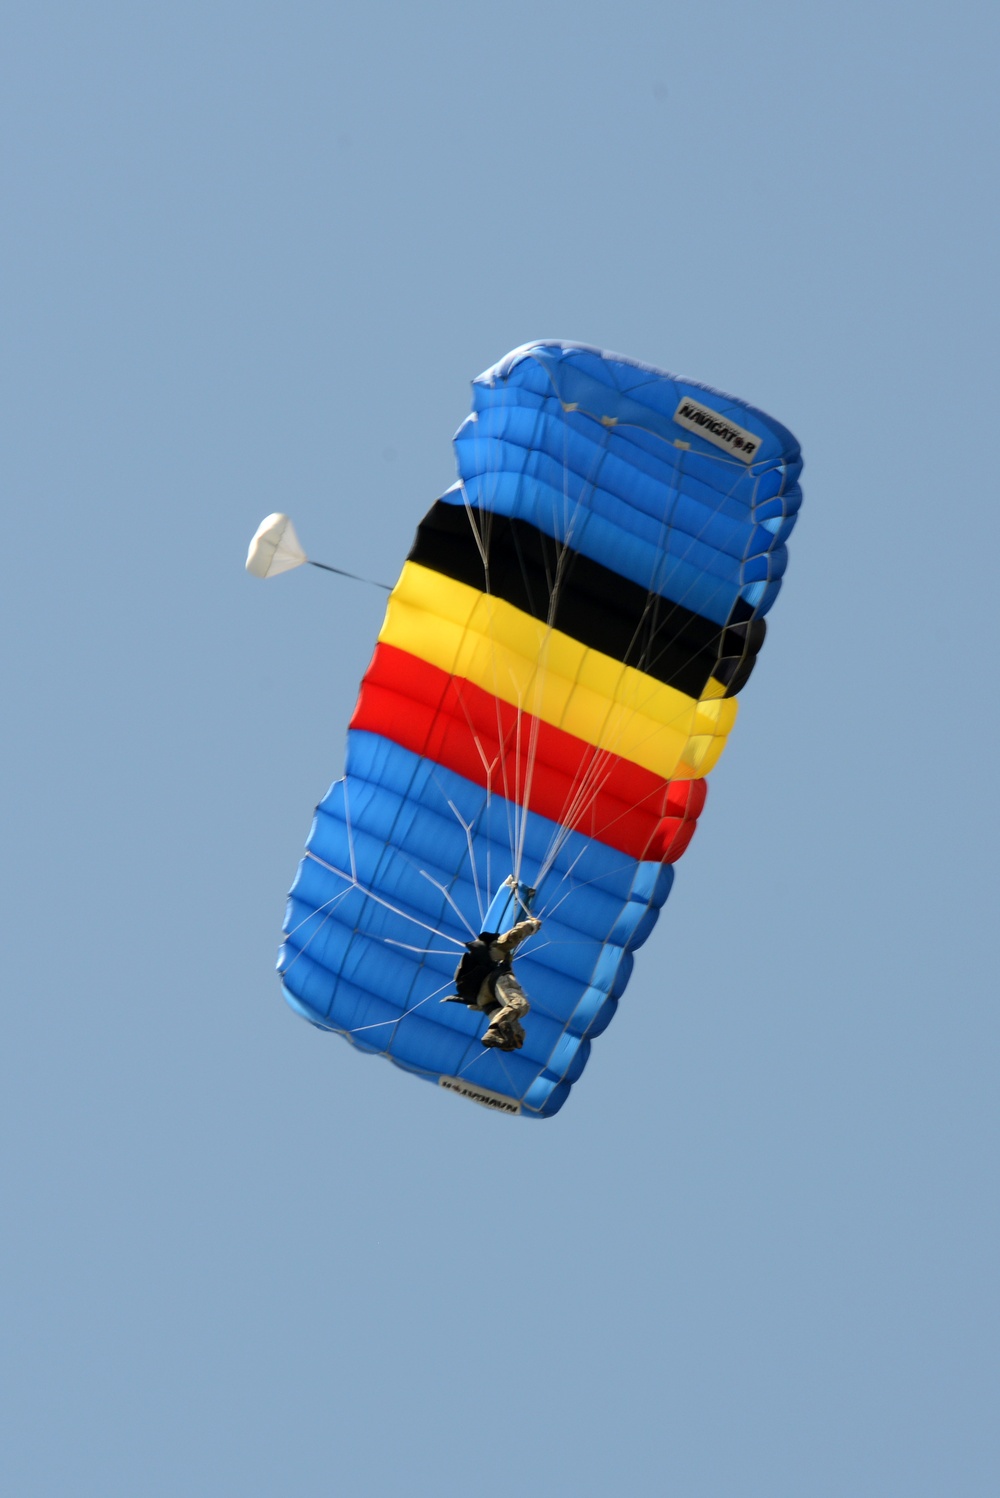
[482,974,529,1050]
[492,973,529,1018]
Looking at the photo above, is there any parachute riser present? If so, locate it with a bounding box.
[481,875,536,935]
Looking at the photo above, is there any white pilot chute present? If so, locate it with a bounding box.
[245,513,390,591]
[245,513,308,578]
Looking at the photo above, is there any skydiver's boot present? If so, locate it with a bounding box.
[481,1016,526,1051]
[505,1018,526,1050]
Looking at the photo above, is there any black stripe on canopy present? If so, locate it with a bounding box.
[407,499,765,699]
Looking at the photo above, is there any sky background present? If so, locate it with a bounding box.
[3,2,999,1494]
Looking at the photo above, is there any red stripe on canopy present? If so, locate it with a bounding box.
[350,643,706,863]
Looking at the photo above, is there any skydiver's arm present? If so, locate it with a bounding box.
[494,916,542,959]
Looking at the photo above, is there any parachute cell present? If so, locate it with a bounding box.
[278,343,802,1116]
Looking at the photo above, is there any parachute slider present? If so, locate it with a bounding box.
[482,874,537,933]
[245,513,390,590]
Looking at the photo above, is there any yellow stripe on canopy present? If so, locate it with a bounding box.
[378,562,738,780]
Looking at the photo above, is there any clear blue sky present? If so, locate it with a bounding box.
[3,3,998,1494]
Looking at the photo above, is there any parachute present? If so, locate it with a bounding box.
[272,342,802,1117]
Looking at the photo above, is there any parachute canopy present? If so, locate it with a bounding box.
[277,343,802,1117]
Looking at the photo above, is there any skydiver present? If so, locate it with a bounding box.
[441,915,542,1051]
